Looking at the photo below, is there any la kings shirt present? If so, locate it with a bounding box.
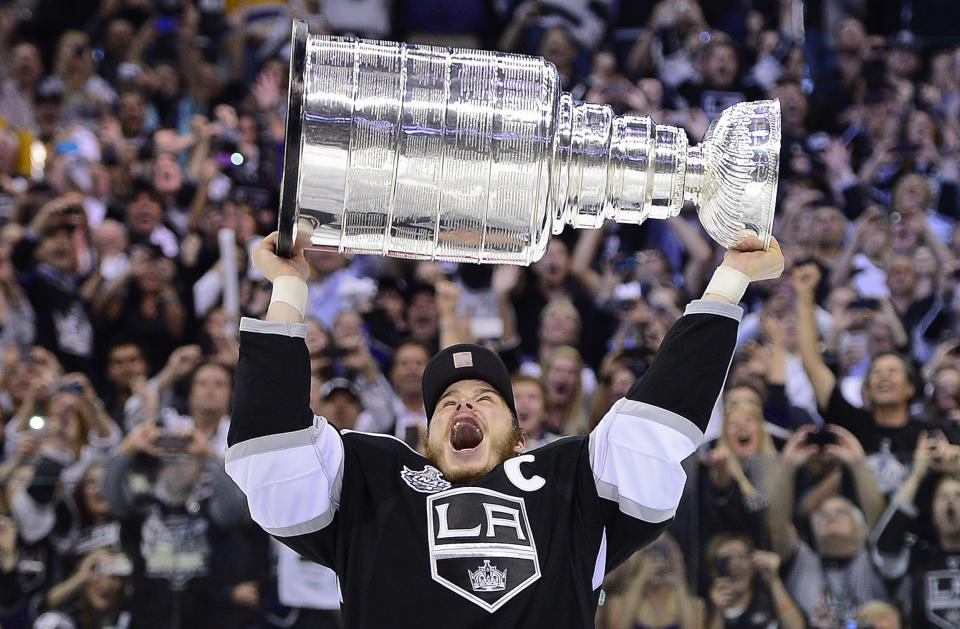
[910,549,960,629]
[874,500,960,629]
[226,301,742,628]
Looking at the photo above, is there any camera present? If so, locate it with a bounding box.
[713,556,731,577]
[54,381,85,395]
[212,132,242,166]
[849,298,880,310]
[27,455,65,504]
[804,429,837,447]
[154,434,190,451]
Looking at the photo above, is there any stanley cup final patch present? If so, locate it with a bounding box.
[426,487,541,612]
[401,465,452,494]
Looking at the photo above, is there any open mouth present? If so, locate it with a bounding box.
[450,414,483,452]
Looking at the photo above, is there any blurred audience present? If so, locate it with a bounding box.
[0,1,958,627]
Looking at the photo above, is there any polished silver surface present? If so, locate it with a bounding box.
[277,20,780,264]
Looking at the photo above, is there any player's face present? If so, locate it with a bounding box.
[425,379,522,484]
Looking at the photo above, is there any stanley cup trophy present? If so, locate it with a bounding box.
[276,20,781,264]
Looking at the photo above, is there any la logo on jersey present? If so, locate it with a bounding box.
[427,487,540,612]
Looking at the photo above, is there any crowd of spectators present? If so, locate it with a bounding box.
[1,0,960,627]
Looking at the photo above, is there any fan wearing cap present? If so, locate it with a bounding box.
[316,377,364,431]
[11,192,95,374]
[226,231,783,628]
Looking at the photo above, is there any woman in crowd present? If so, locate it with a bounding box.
[33,550,133,629]
[540,345,590,436]
[703,533,804,629]
[49,460,121,580]
[698,402,776,549]
[600,533,704,629]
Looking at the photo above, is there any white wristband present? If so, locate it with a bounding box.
[269,276,308,318]
[704,266,750,304]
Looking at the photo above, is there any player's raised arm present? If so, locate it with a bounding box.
[589,237,784,543]
[225,233,344,554]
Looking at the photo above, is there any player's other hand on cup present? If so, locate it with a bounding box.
[252,231,310,283]
[721,235,784,283]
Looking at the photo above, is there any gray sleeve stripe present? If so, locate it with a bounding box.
[868,500,915,546]
[595,478,676,523]
[891,498,918,518]
[588,426,599,472]
[683,299,744,321]
[870,544,910,580]
[616,399,704,445]
[340,428,422,456]
[239,316,308,338]
[329,451,344,508]
[225,426,317,463]
[263,507,337,537]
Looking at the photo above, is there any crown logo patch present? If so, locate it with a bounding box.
[468,560,507,592]
[401,465,452,493]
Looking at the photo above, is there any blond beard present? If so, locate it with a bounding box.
[424,425,523,484]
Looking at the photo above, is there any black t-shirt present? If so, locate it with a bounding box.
[715,584,780,629]
[875,503,960,629]
[118,501,234,629]
[820,386,926,456]
[909,547,960,629]
[821,386,960,496]
[12,236,95,374]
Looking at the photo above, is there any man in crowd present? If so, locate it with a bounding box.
[11,193,95,374]
[102,419,247,629]
[511,374,558,450]
[793,262,955,493]
[161,361,233,459]
[102,340,152,431]
[767,425,888,626]
[388,339,431,444]
[317,377,363,432]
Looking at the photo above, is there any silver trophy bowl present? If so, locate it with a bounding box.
[277,20,780,265]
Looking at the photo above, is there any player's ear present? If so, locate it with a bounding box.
[514,435,525,454]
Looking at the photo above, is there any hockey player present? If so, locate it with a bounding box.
[225,231,783,628]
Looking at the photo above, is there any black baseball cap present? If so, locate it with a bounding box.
[319,377,361,403]
[422,344,517,424]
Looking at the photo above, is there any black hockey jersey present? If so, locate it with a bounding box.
[225,300,742,628]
